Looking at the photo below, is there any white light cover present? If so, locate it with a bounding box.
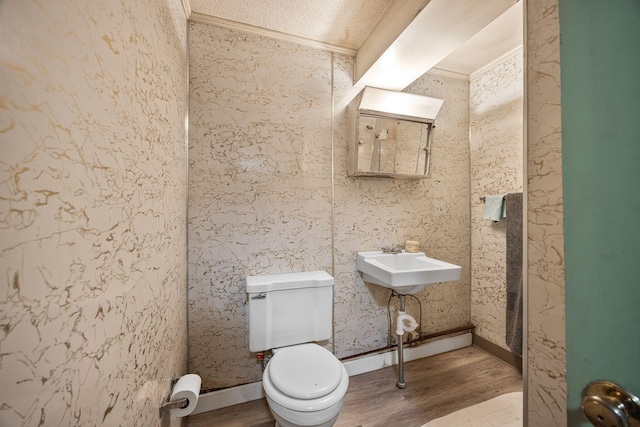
[358,87,444,123]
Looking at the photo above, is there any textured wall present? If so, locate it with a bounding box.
[526,0,567,425]
[188,21,471,389]
[188,21,333,389]
[469,52,524,351]
[0,1,188,426]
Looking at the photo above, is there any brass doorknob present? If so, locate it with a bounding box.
[581,381,640,427]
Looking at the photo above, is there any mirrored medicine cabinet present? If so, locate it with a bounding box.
[348,87,444,179]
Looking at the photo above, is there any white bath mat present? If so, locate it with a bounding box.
[421,391,523,427]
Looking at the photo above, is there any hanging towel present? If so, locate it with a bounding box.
[483,195,505,222]
[505,192,523,356]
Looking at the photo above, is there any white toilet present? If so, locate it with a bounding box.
[247,271,349,427]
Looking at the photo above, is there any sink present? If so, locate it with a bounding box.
[356,251,462,295]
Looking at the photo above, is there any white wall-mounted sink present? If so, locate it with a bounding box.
[356,251,462,295]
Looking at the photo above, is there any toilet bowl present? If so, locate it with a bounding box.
[246,271,348,427]
[262,343,349,427]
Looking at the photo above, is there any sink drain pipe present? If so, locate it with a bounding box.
[396,295,419,389]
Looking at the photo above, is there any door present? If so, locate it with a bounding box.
[560,0,640,425]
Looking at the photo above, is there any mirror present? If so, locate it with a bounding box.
[355,115,433,177]
[347,87,443,179]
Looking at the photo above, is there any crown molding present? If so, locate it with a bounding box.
[181,0,191,19]
[470,45,523,80]
[427,45,525,82]
[427,67,470,81]
[188,12,357,56]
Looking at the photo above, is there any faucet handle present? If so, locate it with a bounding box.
[382,243,404,254]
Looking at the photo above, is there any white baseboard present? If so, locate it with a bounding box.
[342,333,472,376]
[192,333,472,415]
[191,381,265,415]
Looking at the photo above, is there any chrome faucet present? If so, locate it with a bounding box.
[382,243,404,254]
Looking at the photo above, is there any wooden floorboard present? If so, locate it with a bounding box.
[188,346,522,427]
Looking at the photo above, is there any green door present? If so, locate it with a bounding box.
[560,0,640,425]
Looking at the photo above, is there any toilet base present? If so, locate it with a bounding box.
[271,413,340,427]
[267,396,343,427]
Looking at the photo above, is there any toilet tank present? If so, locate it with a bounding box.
[247,271,334,352]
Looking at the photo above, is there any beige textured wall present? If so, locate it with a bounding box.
[0,1,188,425]
[469,52,524,351]
[188,21,334,388]
[526,0,567,425]
[188,21,471,389]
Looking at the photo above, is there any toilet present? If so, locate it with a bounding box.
[247,271,349,427]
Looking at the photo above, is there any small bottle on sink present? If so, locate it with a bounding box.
[404,240,420,253]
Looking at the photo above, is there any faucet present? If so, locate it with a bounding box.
[382,243,404,254]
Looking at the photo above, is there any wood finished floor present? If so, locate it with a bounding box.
[188,346,523,427]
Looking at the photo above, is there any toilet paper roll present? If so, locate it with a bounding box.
[170,374,202,418]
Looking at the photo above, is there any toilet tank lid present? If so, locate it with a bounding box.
[246,270,334,293]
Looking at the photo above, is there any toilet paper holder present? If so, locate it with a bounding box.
[159,397,189,427]
[159,373,202,426]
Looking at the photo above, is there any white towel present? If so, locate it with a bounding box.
[483,195,506,222]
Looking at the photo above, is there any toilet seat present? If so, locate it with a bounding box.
[269,343,342,399]
[263,344,349,413]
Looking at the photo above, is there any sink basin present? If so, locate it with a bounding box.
[356,251,462,295]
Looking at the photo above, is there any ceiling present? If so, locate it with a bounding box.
[188,0,522,78]
[435,1,522,75]
[189,0,394,50]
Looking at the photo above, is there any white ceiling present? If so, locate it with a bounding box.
[434,1,522,75]
[188,0,523,77]
[189,0,394,50]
